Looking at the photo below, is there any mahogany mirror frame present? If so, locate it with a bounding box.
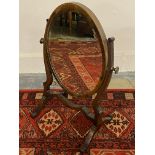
[46,2,108,98]
[31,2,119,153]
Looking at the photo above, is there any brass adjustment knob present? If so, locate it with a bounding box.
[40,38,44,44]
[111,66,119,74]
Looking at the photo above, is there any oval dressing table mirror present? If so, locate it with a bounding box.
[31,2,119,153]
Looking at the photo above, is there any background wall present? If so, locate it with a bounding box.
[19,0,134,73]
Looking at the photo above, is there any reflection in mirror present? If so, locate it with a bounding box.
[49,11,96,40]
[48,10,103,95]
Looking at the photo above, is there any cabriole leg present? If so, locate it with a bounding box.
[31,77,53,118]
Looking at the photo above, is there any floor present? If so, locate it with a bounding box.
[19,72,135,89]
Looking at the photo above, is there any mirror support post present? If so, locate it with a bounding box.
[92,37,115,120]
[79,37,116,153]
[31,38,54,118]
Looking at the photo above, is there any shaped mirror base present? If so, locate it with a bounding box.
[30,89,112,153]
[30,37,116,153]
[80,115,112,153]
[30,97,46,118]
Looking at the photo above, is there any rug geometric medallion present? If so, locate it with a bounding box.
[19,89,135,155]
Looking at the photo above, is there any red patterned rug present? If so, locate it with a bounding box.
[48,41,103,94]
[19,89,135,155]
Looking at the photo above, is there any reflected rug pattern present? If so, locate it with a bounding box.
[19,89,135,155]
[48,41,103,94]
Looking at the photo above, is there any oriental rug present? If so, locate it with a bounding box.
[19,89,135,155]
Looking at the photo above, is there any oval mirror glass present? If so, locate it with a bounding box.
[46,3,107,97]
